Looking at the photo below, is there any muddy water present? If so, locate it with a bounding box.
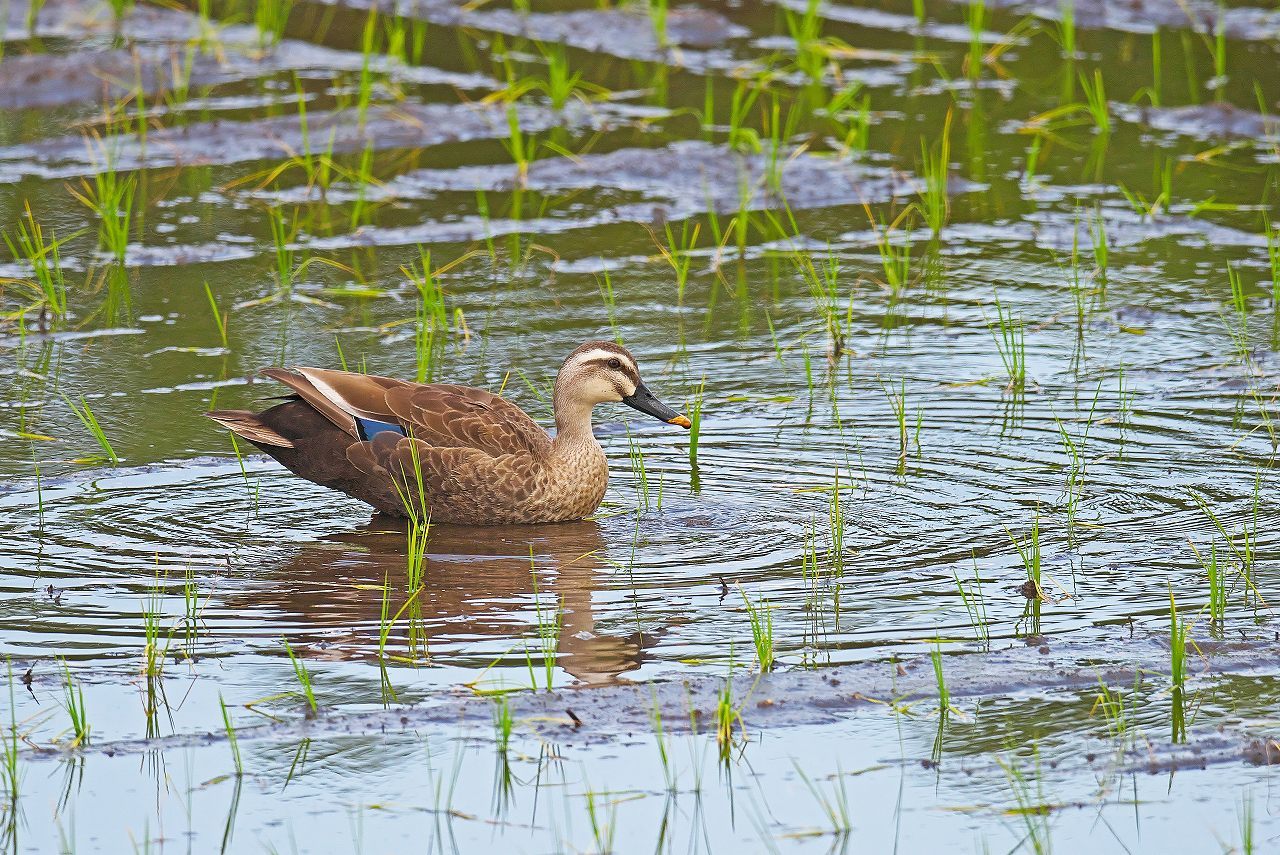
[2,0,1280,850]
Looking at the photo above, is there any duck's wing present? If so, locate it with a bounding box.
[261,367,551,458]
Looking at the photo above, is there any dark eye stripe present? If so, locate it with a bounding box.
[586,357,640,386]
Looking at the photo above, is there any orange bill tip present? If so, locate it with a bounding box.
[668,414,692,429]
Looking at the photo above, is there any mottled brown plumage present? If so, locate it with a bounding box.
[206,341,690,524]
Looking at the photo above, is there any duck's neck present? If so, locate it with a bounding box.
[552,388,599,453]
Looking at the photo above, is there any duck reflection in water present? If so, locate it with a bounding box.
[254,517,654,685]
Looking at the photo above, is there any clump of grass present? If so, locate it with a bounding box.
[64,396,118,465]
[989,297,1027,393]
[491,694,515,806]
[1168,587,1190,743]
[953,565,989,649]
[741,589,775,672]
[793,247,849,361]
[930,640,949,715]
[1089,673,1139,743]
[655,220,701,306]
[964,0,987,82]
[283,639,318,717]
[714,674,745,765]
[2,203,79,332]
[404,248,446,383]
[1008,512,1042,599]
[255,0,293,48]
[60,660,89,748]
[67,144,136,263]
[996,750,1053,853]
[687,377,705,474]
[1078,68,1110,134]
[917,109,953,235]
[527,553,561,692]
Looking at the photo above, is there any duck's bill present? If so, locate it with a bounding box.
[623,383,692,429]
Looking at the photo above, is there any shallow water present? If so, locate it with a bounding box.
[1,0,1280,850]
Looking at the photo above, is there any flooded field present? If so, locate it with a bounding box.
[2,0,1280,850]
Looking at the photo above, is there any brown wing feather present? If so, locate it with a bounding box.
[346,433,545,524]
[384,383,550,458]
[259,368,359,438]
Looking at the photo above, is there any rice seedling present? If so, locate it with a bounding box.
[1189,539,1227,627]
[1089,673,1140,743]
[1078,68,1110,134]
[648,0,669,49]
[649,693,676,791]
[533,41,598,109]
[2,203,78,332]
[25,0,46,34]
[792,760,852,836]
[1238,790,1255,855]
[964,0,986,81]
[714,673,745,765]
[1223,263,1252,364]
[995,750,1053,854]
[403,248,447,383]
[583,784,617,853]
[527,554,561,692]
[1190,477,1263,605]
[1,663,20,828]
[930,641,950,715]
[869,211,914,300]
[655,220,701,306]
[740,589,775,672]
[596,270,621,344]
[1008,512,1042,600]
[491,694,515,808]
[952,565,989,648]
[1268,222,1280,347]
[59,660,89,748]
[219,694,243,776]
[882,377,918,472]
[1168,587,1190,742]
[792,247,849,360]
[626,426,660,512]
[283,639,318,716]
[67,145,136,263]
[988,297,1027,393]
[827,470,847,588]
[1054,1,1076,59]
[1054,383,1099,540]
[204,282,228,349]
[784,0,826,85]
[687,377,705,473]
[917,109,953,235]
[1088,206,1108,294]
[106,0,133,24]
[255,0,293,48]
[502,104,539,187]
[725,79,764,155]
[64,396,118,465]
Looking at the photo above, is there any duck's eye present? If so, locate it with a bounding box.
[607,358,622,370]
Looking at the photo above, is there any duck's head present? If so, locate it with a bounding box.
[555,340,691,429]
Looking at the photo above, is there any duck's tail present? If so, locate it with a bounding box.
[206,410,295,448]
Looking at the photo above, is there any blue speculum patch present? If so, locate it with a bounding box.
[355,417,406,440]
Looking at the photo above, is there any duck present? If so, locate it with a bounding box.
[206,340,691,525]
